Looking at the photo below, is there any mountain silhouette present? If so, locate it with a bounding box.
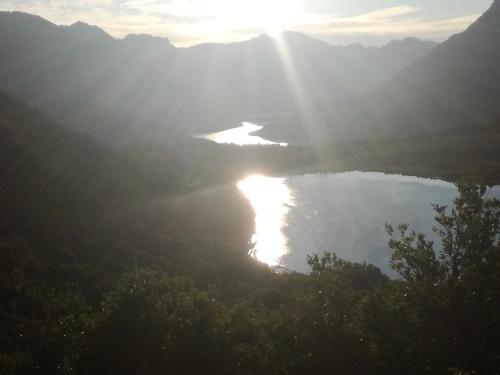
[0,11,436,145]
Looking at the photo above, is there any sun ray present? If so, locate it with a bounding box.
[270,32,331,145]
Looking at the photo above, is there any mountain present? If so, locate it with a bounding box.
[0,11,436,145]
[0,12,181,145]
[0,88,110,247]
[64,21,114,45]
[320,0,500,142]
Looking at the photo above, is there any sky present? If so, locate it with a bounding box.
[0,0,494,46]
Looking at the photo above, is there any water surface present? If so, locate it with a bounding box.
[238,171,500,276]
[195,122,287,146]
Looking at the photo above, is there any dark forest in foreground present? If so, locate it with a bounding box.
[1,89,500,374]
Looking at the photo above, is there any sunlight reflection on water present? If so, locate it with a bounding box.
[237,175,294,266]
[196,122,287,146]
[236,172,500,274]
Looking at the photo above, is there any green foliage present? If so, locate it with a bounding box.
[80,272,219,374]
[386,184,500,373]
[1,91,499,373]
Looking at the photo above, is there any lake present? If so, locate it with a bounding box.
[194,122,288,146]
[199,123,500,276]
[238,172,500,276]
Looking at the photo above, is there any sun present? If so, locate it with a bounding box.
[212,0,303,35]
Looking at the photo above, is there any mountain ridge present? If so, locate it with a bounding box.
[0,10,439,50]
[0,10,438,144]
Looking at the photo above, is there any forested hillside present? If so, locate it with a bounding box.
[1,90,499,374]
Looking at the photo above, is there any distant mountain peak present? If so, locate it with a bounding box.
[65,21,113,43]
[70,21,90,28]
[122,34,174,49]
[279,31,335,49]
[124,33,170,42]
[281,30,306,38]
[383,37,437,49]
[398,37,425,45]
[243,33,274,47]
[254,33,272,41]
[281,30,317,41]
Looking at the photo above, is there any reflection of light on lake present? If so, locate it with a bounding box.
[196,122,287,146]
[237,175,293,266]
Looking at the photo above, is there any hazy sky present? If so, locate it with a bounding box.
[0,0,493,46]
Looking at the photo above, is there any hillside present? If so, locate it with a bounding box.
[1,89,499,374]
[331,0,500,142]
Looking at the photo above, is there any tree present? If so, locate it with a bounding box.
[386,184,500,373]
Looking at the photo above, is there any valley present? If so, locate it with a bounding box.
[1,1,500,374]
